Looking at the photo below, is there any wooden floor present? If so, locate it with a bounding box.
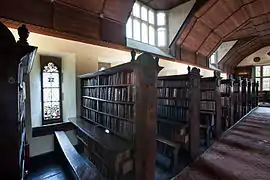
[173,107,270,180]
[27,153,70,180]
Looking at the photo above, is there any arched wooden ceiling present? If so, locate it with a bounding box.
[172,0,270,71]
[218,35,270,72]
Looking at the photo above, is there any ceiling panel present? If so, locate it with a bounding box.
[139,0,190,10]
[54,2,100,39]
[182,20,212,52]
[57,0,104,14]
[103,0,134,23]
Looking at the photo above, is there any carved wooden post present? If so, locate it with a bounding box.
[188,67,200,159]
[214,71,222,138]
[134,53,163,180]
[229,76,234,127]
[255,81,259,106]
[251,80,256,108]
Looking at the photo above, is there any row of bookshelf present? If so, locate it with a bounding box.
[99,102,134,120]
[157,122,187,143]
[157,80,188,88]
[157,105,188,122]
[100,87,135,102]
[100,71,134,85]
[82,88,98,97]
[201,82,216,90]
[200,101,216,111]
[221,97,230,107]
[82,78,98,86]
[82,98,97,110]
[158,99,189,107]
[157,88,188,99]
[201,91,214,100]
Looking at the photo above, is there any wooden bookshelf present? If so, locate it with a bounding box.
[241,78,248,116]
[233,77,242,123]
[200,71,222,145]
[251,80,257,108]
[247,79,252,111]
[72,51,162,180]
[220,77,234,130]
[156,67,201,169]
[0,23,37,179]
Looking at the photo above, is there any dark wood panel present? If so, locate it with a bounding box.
[57,0,104,14]
[101,18,126,45]
[183,20,212,52]
[197,32,220,56]
[103,0,134,23]
[0,0,53,28]
[139,0,190,10]
[54,2,100,40]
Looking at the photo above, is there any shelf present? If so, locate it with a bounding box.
[77,135,88,147]
[69,117,133,152]
[82,106,99,113]
[80,116,132,142]
[200,99,215,101]
[200,89,215,91]
[98,98,135,105]
[82,96,134,105]
[98,111,134,123]
[200,110,216,114]
[82,84,134,88]
[158,97,188,100]
[157,118,187,126]
[157,86,187,89]
[158,104,188,109]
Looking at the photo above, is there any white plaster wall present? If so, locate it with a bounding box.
[168,0,196,44]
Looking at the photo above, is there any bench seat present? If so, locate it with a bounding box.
[54,131,100,180]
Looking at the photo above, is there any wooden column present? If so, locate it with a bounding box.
[188,67,201,159]
[214,71,222,139]
[255,81,259,105]
[229,76,235,127]
[251,80,256,108]
[134,53,163,180]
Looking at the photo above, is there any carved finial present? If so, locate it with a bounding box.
[214,71,221,78]
[17,24,29,45]
[131,49,136,61]
[187,66,191,73]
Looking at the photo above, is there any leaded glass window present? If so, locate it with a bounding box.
[41,56,62,124]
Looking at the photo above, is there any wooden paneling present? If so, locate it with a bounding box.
[139,0,190,10]
[0,0,53,28]
[54,2,100,40]
[101,18,126,45]
[182,20,212,52]
[57,0,104,13]
[103,0,134,23]
[0,0,134,46]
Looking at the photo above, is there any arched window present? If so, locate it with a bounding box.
[40,56,62,125]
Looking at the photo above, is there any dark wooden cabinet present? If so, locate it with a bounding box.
[0,22,37,179]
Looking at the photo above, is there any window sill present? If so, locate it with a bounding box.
[32,121,75,137]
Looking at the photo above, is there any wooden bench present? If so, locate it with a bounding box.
[69,117,134,180]
[54,131,100,180]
